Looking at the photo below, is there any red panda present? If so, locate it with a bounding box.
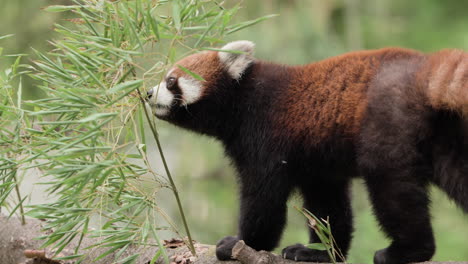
[146,41,468,264]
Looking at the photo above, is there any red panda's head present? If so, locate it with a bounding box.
[147,40,255,134]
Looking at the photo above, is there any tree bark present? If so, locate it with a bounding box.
[0,216,464,264]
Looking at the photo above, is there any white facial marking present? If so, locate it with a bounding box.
[178,77,203,105]
[155,107,170,116]
[148,81,174,116]
[148,67,204,117]
[154,81,174,105]
[218,40,255,80]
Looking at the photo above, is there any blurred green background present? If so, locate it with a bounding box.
[1,0,467,263]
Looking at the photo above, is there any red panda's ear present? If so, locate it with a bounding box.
[218,40,255,80]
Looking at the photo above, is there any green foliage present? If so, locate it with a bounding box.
[0,0,272,262]
[297,207,347,264]
[0,43,32,223]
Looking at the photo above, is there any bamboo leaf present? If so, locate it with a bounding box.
[194,11,224,47]
[43,5,79,13]
[55,254,83,260]
[177,65,205,81]
[227,14,278,34]
[0,34,14,40]
[108,79,143,94]
[120,253,139,264]
[147,10,160,40]
[78,113,117,123]
[172,1,182,31]
[306,243,328,251]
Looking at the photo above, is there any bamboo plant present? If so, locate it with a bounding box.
[0,0,274,263]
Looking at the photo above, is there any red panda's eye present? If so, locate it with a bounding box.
[166,77,176,90]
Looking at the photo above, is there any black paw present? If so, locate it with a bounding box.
[374,246,434,264]
[216,236,239,261]
[374,248,395,264]
[282,244,331,262]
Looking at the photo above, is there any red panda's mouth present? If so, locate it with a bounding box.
[155,103,168,109]
[153,103,172,118]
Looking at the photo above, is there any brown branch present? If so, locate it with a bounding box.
[233,240,291,264]
[231,240,465,264]
[0,216,464,264]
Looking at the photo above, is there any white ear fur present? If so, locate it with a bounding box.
[218,40,255,80]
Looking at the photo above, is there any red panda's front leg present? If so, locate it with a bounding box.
[216,166,294,260]
[282,177,353,262]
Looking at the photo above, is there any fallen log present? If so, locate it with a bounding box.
[0,216,464,264]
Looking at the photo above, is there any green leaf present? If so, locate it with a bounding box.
[108,79,143,94]
[78,113,117,123]
[176,65,205,81]
[194,11,224,47]
[119,253,139,264]
[149,249,162,264]
[201,47,247,54]
[150,224,169,264]
[306,243,328,251]
[43,5,79,13]
[55,254,83,260]
[172,1,181,31]
[147,10,160,40]
[227,14,278,34]
[0,34,14,40]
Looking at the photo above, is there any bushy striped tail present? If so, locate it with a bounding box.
[420,49,468,115]
[422,49,468,212]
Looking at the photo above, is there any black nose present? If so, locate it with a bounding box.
[147,89,153,99]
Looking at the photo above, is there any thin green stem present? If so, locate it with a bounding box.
[137,89,197,256]
[12,169,26,225]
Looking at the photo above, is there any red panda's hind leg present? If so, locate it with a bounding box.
[358,61,435,264]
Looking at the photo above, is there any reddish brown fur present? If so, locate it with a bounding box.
[171,47,468,144]
[417,49,468,114]
[271,48,422,145]
[171,47,466,145]
[171,51,224,96]
[171,48,468,144]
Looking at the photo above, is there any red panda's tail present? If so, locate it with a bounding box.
[419,49,468,115]
[419,49,468,212]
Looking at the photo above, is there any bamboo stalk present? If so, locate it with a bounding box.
[137,88,197,256]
